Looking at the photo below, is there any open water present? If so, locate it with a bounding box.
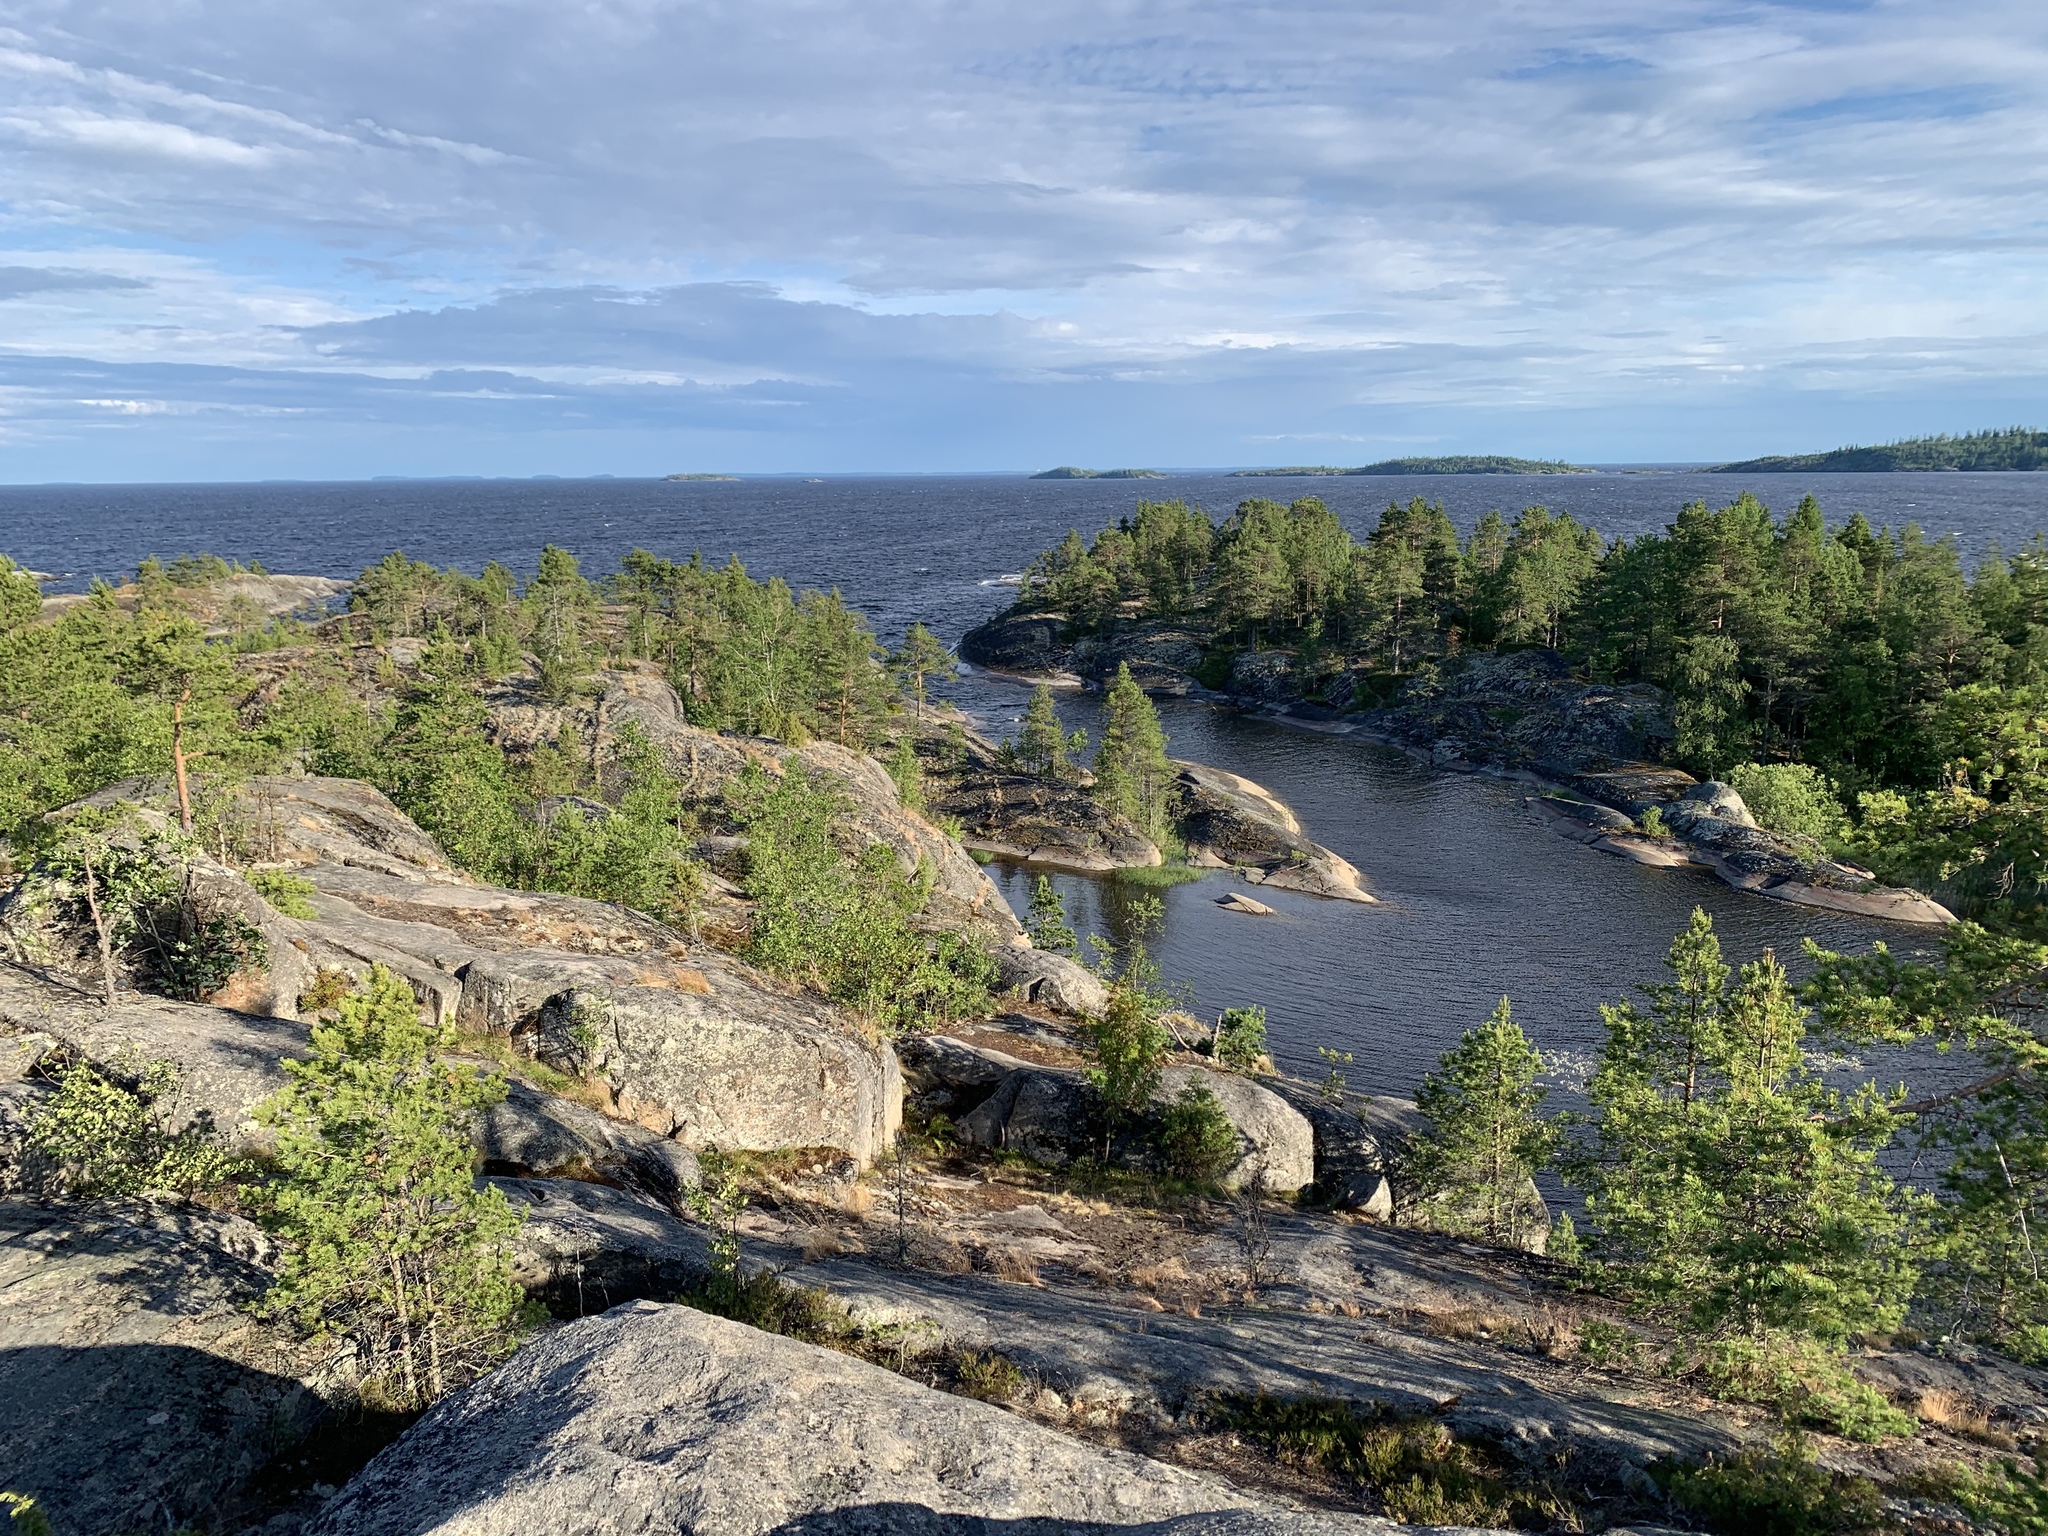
[10,468,2048,1102]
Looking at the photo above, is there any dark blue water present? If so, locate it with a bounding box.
[9,470,2048,1098]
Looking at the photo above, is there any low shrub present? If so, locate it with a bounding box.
[25,1056,242,1201]
[1726,762,1849,845]
[1659,1436,1887,1536]
[1154,1081,1241,1181]
[1686,1333,1914,1443]
[1211,1005,1268,1072]
[249,869,320,919]
[1894,1453,2048,1536]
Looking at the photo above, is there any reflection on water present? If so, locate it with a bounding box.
[972,683,1934,1104]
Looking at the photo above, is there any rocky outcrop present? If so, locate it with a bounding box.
[956,608,1085,685]
[1263,1077,1395,1217]
[1527,780,1956,925]
[950,1052,1315,1195]
[1177,761,1374,902]
[0,1200,337,1536]
[522,973,902,1165]
[923,722,1163,872]
[994,944,1112,1016]
[4,772,908,1169]
[38,571,348,627]
[309,1300,1444,1536]
[1360,649,1674,774]
[494,1176,711,1313]
[485,669,1024,942]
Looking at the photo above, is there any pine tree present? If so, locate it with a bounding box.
[1017,684,1080,778]
[1093,662,1177,843]
[890,623,955,724]
[1578,914,1917,1348]
[257,966,526,1410]
[1404,997,1555,1246]
[1026,874,1077,955]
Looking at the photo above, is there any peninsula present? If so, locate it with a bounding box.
[1231,455,1590,476]
[1713,425,2048,473]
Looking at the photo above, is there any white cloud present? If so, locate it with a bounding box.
[0,0,2040,473]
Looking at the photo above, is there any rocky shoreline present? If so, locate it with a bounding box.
[960,611,1955,926]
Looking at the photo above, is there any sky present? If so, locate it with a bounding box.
[0,0,2044,480]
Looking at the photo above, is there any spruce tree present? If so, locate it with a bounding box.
[257,965,526,1410]
[1404,997,1555,1246]
[1092,662,1177,842]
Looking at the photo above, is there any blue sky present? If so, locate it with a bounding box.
[0,0,2044,479]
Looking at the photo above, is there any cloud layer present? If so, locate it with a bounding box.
[1,1,2044,475]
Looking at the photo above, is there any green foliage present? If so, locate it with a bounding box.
[249,868,320,919]
[685,1151,748,1310]
[256,965,527,1411]
[1210,1393,1570,1530]
[1897,1454,2048,1536]
[1317,1045,1353,1102]
[886,735,924,810]
[1025,874,1077,955]
[731,761,994,1031]
[26,1056,241,1200]
[889,623,954,722]
[0,554,41,632]
[1092,663,1178,842]
[1685,1333,1914,1441]
[1212,1004,1268,1072]
[0,1492,51,1536]
[1080,952,1172,1129]
[1015,684,1083,778]
[1728,762,1849,844]
[1718,425,2048,474]
[1659,1436,1889,1536]
[1403,997,1555,1246]
[1155,1081,1241,1181]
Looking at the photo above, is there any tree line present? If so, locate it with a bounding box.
[1022,494,2048,933]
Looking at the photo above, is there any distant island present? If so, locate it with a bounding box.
[1713,427,2048,474]
[665,472,741,482]
[1031,466,1168,479]
[1232,456,1591,477]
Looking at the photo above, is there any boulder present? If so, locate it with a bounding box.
[522,962,902,1167]
[954,609,1081,682]
[0,1200,335,1536]
[1216,891,1278,916]
[994,943,1111,1017]
[960,1063,1314,1195]
[1670,780,1755,828]
[483,1081,702,1200]
[897,1033,1039,1095]
[308,1301,1427,1536]
[494,1176,711,1314]
[1263,1077,1394,1217]
[1176,761,1374,903]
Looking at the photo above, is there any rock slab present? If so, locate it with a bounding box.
[309,1300,1446,1536]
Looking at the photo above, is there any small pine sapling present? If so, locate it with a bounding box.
[1404,997,1556,1248]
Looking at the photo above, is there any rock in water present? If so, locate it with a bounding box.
[308,1301,1439,1535]
[1216,891,1278,916]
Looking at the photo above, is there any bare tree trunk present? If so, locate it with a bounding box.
[80,845,117,1007]
[171,687,196,835]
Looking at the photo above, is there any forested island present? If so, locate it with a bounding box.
[3,532,2048,1533]
[1715,426,2048,474]
[1032,466,1168,479]
[1232,456,1591,476]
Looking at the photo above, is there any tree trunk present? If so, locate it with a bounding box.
[80,845,117,1007]
[171,688,196,835]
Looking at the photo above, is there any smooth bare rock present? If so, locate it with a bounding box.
[0,964,704,1193]
[960,1062,1313,1195]
[995,944,1112,1017]
[522,959,902,1167]
[1176,762,1374,904]
[230,774,455,875]
[0,1200,334,1536]
[310,1300,1434,1536]
[1671,779,1755,828]
[1216,891,1278,916]
[898,1033,1040,1093]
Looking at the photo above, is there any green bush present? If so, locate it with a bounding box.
[1687,1333,1914,1443]
[1155,1081,1241,1181]
[26,1056,241,1200]
[1212,1005,1268,1072]
[1896,1454,2048,1536]
[1726,762,1849,844]
[1660,1436,1887,1536]
[249,869,320,919]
